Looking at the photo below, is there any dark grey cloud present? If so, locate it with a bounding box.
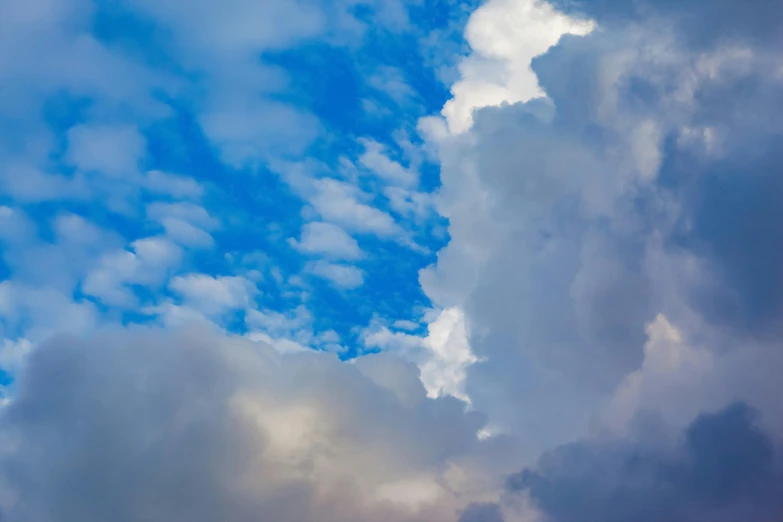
[507,403,783,522]
[530,22,783,337]
[458,502,504,522]
[551,0,783,48]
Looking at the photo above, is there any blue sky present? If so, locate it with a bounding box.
[2,1,783,521]
[0,0,477,361]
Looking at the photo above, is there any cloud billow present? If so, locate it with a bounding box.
[507,403,783,522]
[424,0,783,455]
[0,327,494,522]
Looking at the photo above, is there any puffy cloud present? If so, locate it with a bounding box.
[168,274,258,317]
[308,177,403,237]
[422,0,783,457]
[142,170,205,200]
[82,237,182,307]
[504,403,783,522]
[0,326,505,522]
[442,0,593,133]
[199,100,321,167]
[146,202,219,248]
[362,308,477,403]
[358,138,419,188]
[289,221,363,261]
[306,260,365,290]
[65,124,146,178]
[0,283,98,343]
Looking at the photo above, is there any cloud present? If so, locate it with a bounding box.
[358,138,419,188]
[289,221,363,261]
[168,274,258,317]
[441,0,593,133]
[0,283,98,343]
[65,124,146,177]
[285,172,408,240]
[503,403,783,522]
[199,100,321,167]
[0,326,500,522]
[82,236,182,307]
[366,66,417,106]
[307,260,364,289]
[142,170,205,200]
[362,308,477,403]
[421,0,783,456]
[146,202,219,248]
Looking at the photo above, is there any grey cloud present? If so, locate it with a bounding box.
[458,502,504,522]
[426,0,783,452]
[507,403,783,522]
[584,0,782,48]
[0,326,499,522]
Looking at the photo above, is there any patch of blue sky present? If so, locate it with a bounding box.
[0,0,476,366]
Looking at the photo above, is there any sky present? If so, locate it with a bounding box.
[1,0,783,521]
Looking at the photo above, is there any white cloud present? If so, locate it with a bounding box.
[142,170,204,200]
[417,309,477,403]
[0,163,85,202]
[0,207,35,244]
[0,282,98,343]
[307,260,364,290]
[367,66,416,105]
[244,305,343,354]
[362,309,478,404]
[289,221,363,260]
[169,273,258,317]
[358,138,419,187]
[125,0,325,59]
[200,99,321,167]
[307,177,403,238]
[82,236,182,307]
[146,202,219,248]
[65,124,146,177]
[384,186,434,220]
[393,319,420,331]
[0,338,32,375]
[246,305,312,336]
[442,0,594,133]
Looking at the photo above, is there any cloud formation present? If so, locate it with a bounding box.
[423,0,783,456]
[507,403,783,522]
[2,0,783,520]
[0,327,505,522]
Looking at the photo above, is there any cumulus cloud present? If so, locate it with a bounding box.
[362,308,477,403]
[358,138,419,188]
[307,260,365,290]
[289,221,363,261]
[3,0,783,520]
[0,327,504,522]
[168,274,258,317]
[504,403,783,522]
[441,0,593,133]
[422,0,783,459]
[65,124,146,177]
[307,177,403,238]
[146,202,219,248]
[82,236,182,307]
